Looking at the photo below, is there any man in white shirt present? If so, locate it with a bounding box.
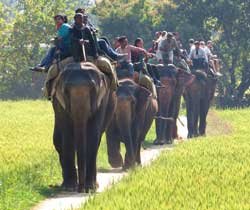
[189,39,195,53]
[205,40,222,76]
[189,41,208,70]
[159,32,179,65]
[155,31,167,62]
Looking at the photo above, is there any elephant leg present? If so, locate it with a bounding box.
[53,114,63,178]
[186,96,194,138]
[61,114,77,190]
[155,118,167,145]
[85,98,109,192]
[154,118,161,144]
[193,100,200,137]
[199,99,209,136]
[165,101,174,144]
[165,100,175,144]
[123,133,136,170]
[135,141,142,165]
[106,124,123,168]
[172,120,178,140]
[123,124,138,170]
[171,92,182,140]
[85,122,99,192]
[53,99,77,190]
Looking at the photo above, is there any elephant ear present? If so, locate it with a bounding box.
[134,86,151,115]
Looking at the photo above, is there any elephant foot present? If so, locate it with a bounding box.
[122,161,136,171]
[153,139,159,145]
[78,182,99,193]
[61,181,77,192]
[199,132,206,137]
[165,136,174,144]
[108,155,123,168]
[136,158,141,165]
[187,133,193,139]
[165,140,173,145]
[193,133,199,138]
[154,139,166,145]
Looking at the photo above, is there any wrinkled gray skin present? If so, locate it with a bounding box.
[106,79,157,170]
[52,62,117,193]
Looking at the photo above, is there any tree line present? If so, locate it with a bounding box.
[0,0,249,108]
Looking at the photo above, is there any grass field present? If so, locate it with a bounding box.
[81,109,250,210]
[1,101,249,210]
[0,100,155,210]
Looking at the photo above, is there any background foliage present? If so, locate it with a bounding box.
[0,0,249,107]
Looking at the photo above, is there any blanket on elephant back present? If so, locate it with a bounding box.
[46,57,75,82]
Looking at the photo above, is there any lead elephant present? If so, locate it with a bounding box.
[183,71,217,138]
[52,62,116,192]
[106,79,157,169]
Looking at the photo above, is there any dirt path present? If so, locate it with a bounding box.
[33,117,188,210]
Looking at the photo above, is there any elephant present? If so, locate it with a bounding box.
[153,64,195,144]
[52,62,116,192]
[167,67,195,141]
[183,70,217,138]
[106,79,157,170]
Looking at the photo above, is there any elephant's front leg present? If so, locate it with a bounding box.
[123,134,137,170]
[199,99,209,136]
[135,141,142,165]
[85,101,110,192]
[193,100,200,137]
[61,117,77,191]
[53,100,77,191]
[86,129,99,192]
[186,98,194,138]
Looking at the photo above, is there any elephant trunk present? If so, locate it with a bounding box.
[116,96,136,169]
[69,86,91,192]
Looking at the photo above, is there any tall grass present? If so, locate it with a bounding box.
[81,109,250,210]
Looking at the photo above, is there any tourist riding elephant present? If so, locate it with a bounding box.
[52,62,116,193]
[153,64,194,144]
[106,79,157,170]
[183,70,217,138]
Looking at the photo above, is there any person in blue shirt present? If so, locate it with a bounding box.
[30,14,71,72]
